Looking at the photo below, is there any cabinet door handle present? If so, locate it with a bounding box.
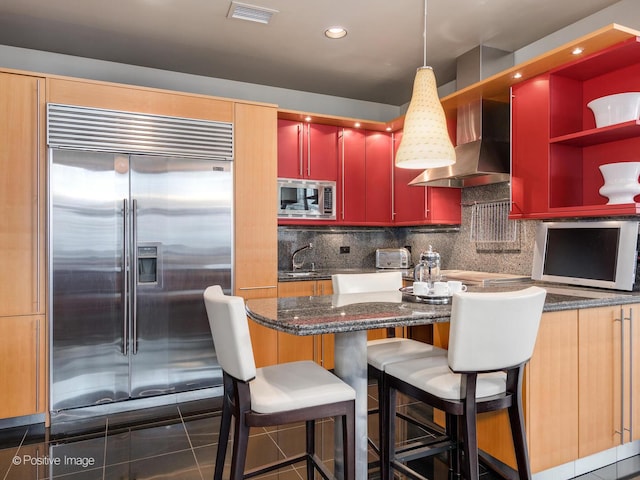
[616,308,626,443]
[298,123,303,177]
[35,79,41,314]
[340,129,345,220]
[306,124,311,177]
[238,285,277,291]
[626,308,634,440]
[391,133,396,219]
[35,317,40,411]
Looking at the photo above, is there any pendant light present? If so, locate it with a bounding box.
[395,0,456,169]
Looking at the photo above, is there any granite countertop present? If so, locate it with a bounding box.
[246,285,640,336]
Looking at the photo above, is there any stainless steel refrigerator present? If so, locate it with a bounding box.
[49,149,232,416]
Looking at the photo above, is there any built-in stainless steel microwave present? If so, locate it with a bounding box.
[278,178,336,220]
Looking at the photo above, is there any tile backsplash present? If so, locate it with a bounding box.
[279,183,540,276]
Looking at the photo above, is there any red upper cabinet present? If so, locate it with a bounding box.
[392,130,428,224]
[277,119,338,181]
[511,36,640,219]
[392,131,461,225]
[365,131,393,224]
[510,75,552,218]
[338,128,366,223]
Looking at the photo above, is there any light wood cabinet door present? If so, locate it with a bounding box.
[0,72,45,317]
[233,102,278,367]
[278,280,336,368]
[527,309,579,472]
[632,305,640,442]
[578,305,632,455]
[0,315,46,419]
[468,310,580,472]
[277,281,315,364]
[47,77,233,122]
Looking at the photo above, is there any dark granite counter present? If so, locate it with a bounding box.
[246,285,640,336]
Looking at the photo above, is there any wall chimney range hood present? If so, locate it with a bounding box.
[409,46,513,188]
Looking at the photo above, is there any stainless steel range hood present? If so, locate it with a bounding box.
[409,46,513,188]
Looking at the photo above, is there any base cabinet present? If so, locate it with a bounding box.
[0,316,46,419]
[578,304,640,455]
[526,310,579,472]
[278,280,333,368]
[445,310,580,472]
[468,304,640,474]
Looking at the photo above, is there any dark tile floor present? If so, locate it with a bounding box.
[1,388,639,480]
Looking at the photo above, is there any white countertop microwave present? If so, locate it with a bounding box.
[278,178,336,220]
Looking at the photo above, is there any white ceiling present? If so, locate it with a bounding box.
[0,0,622,105]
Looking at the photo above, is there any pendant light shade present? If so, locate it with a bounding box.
[395,0,456,170]
[395,67,456,169]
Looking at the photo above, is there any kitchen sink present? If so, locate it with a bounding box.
[284,271,319,278]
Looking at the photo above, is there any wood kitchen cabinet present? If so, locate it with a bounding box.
[47,76,234,122]
[578,304,640,455]
[278,280,334,368]
[234,102,279,368]
[511,36,640,219]
[0,72,46,317]
[462,304,640,474]
[277,119,338,181]
[526,309,579,472]
[431,309,580,472]
[0,72,47,422]
[0,315,47,419]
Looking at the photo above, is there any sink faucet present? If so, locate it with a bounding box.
[291,243,313,271]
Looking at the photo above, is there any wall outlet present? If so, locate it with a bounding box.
[340,246,350,254]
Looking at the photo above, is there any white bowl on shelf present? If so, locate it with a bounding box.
[587,92,640,128]
[598,162,640,204]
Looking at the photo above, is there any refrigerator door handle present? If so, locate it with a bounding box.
[122,198,129,356]
[132,198,139,355]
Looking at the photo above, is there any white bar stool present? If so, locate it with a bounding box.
[204,285,356,480]
[382,286,546,480]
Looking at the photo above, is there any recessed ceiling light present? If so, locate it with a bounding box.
[304,116,312,122]
[513,72,523,79]
[325,27,347,39]
[572,47,584,55]
[354,122,361,128]
[227,1,278,25]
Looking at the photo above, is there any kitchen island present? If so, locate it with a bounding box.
[246,284,640,480]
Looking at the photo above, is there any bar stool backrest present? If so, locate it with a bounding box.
[447,286,546,373]
[204,285,257,382]
[332,271,403,294]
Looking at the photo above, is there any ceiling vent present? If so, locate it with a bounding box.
[227,1,278,24]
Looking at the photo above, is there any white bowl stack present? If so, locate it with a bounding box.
[587,92,640,128]
[599,162,640,204]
